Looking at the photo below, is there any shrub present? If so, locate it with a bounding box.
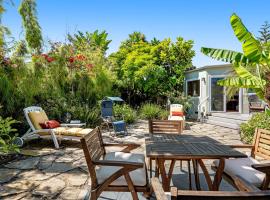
[240,112,270,144]
[0,117,20,154]
[167,91,192,113]
[139,103,168,120]
[113,104,137,124]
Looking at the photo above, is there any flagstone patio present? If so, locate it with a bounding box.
[0,120,245,200]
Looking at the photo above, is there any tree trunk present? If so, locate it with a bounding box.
[264,72,270,107]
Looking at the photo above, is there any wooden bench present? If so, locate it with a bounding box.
[151,177,270,200]
[212,128,270,190]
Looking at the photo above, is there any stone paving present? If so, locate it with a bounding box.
[0,120,245,200]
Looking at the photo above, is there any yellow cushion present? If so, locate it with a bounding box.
[53,127,93,137]
[28,111,49,130]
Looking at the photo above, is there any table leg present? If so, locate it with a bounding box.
[212,158,225,191]
[157,159,176,192]
[198,159,213,191]
[192,159,201,190]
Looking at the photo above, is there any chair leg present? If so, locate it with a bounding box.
[187,160,192,190]
[180,160,183,170]
[90,190,97,200]
[124,173,139,200]
[149,158,152,178]
[50,131,59,149]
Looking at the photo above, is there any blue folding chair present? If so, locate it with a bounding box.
[101,98,128,136]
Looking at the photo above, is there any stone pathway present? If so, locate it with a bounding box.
[0,120,245,200]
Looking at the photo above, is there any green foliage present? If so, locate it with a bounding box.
[139,103,168,120]
[240,113,270,144]
[19,0,43,53]
[67,30,111,54]
[201,13,270,109]
[110,32,195,105]
[258,21,270,44]
[167,91,192,113]
[113,104,137,124]
[0,116,20,154]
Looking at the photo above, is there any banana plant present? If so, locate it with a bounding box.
[201,13,270,111]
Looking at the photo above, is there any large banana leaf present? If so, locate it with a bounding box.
[218,77,262,88]
[230,14,262,62]
[201,47,250,64]
[218,64,266,89]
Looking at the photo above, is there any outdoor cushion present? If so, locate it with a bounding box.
[213,157,266,187]
[96,152,147,186]
[40,120,60,129]
[53,127,92,137]
[28,111,49,130]
[168,116,184,121]
[171,111,184,117]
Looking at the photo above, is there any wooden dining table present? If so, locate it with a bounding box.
[145,133,247,192]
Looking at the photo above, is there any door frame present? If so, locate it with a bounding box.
[209,75,226,112]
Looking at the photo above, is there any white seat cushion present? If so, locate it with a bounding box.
[96,152,147,186]
[213,157,266,187]
[168,116,184,121]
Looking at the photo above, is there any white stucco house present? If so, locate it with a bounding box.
[184,64,264,129]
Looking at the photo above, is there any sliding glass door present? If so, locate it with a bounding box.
[210,77,225,112]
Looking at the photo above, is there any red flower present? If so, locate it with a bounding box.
[69,57,75,63]
[46,57,54,62]
[86,63,94,69]
[41,54,48,58]
[76,54,86,60]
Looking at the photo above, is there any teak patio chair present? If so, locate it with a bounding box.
[23,106,92,148]
[212,128,270,190]
[80,127,150,200]
[148,120,192,189]
[151,177,270,200]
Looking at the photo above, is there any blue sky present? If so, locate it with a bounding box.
[5,0,270,67]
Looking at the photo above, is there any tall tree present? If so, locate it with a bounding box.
[110,32,195,105]
[258,21,270,44]
[19,0,42,53]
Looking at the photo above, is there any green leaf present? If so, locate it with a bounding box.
[218,77,262,88]
[201,47,250,63]
[266,108,270,117]
[230,14,262,61]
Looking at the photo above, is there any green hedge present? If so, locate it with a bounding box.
[113,104,137,124]
[139,103,169,120]
[240,112,270,144]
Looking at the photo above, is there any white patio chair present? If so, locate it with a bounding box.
[168,104,185,128]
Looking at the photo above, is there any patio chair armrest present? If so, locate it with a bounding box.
[104,143,140,152]
[93,160,144,168]
[151,177,167,200]
[252,163,270,174]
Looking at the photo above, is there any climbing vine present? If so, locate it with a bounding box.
[19,0,42,53]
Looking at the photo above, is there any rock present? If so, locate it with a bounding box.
[2,191,29,200]
[5,157,40,170]
[60,169,88,187]
[18,170,52,181]
[38,154,56,170]
[59,187,88,200]
[43,162,75,174]
[20,148,57,157]
[0,186,26,197]
[0,168,21,183]
[55,154,74,163]
[5,179,40,190]
[32,177,66,197]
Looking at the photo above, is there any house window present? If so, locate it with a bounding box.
[187,80,200,97]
